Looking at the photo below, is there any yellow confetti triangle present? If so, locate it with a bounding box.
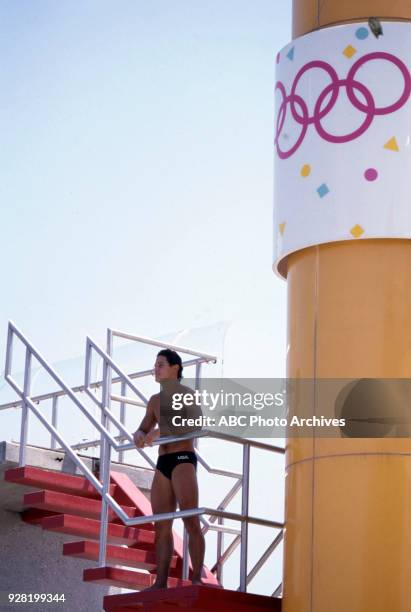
[384,137,399,152]
[279,222,286,235]
[343,45,357,59]
[350,224,364,238]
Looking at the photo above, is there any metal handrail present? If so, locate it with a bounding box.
[109,329,218,363]
[4,321,285,594]
[0,358,205,411]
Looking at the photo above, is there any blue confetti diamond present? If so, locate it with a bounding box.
[355,27,369,40]
[286,46,294,61]
[317,183,329,198]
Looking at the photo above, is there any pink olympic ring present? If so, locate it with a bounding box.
[290,60,339,125]
[347,52,411,115]
[275,82,308,159]
[314,78,375,143]
[274,51,411,159]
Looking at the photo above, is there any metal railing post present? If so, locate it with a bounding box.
[98,331,113,566]
[194,362,202,451]
[51,396,58,450]
[216,515,224,583]
[119,380,126,463]
[239,443,250,592]
[19,348,32,467]
[182,527,189,580]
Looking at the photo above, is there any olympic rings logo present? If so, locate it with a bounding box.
[275,52,411,159]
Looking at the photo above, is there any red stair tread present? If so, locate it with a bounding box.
[109,605,262,612]
[84,566,191,590]
[42,514,155,546]
[107,602,212,612]
[5,466,115,499]
[63,540,177,570]
[21,508,61,525]
[23,490,136,521]
[103,585,281,611]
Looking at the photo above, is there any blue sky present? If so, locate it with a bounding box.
[0,0,291,369]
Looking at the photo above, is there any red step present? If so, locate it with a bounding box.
[84,566,191,590]
[22,508,61,525]
[108,605,242,612]
[23,490,136,521]
[103,585,281,611]
[5,466,116,499]
[63,540,177,571]
[42,514,156,546]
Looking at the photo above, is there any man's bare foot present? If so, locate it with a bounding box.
[191,579,205,586]
[141,582,168,591]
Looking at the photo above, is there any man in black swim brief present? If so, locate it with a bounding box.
[133,348,205,590]
[156,451,198,480]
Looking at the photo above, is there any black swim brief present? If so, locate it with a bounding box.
[156,451,197,480]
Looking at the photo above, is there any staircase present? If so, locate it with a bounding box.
[5,465,213,588]
[2,322,284,610]
[4,464,281,610]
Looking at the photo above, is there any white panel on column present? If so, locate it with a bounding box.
[273,22,411,278]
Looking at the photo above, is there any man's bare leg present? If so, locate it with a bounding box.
[144,469,176,590]
[172,463,205,584]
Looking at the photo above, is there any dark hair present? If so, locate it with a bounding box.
[157,349,183,380]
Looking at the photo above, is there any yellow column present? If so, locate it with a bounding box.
[281,4,411,612]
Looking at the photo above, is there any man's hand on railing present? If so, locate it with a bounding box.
[145,428,160,446]
[133,427,160,448]
[133,429,147,448]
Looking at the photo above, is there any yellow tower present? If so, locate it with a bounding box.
[274,3,411,611]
